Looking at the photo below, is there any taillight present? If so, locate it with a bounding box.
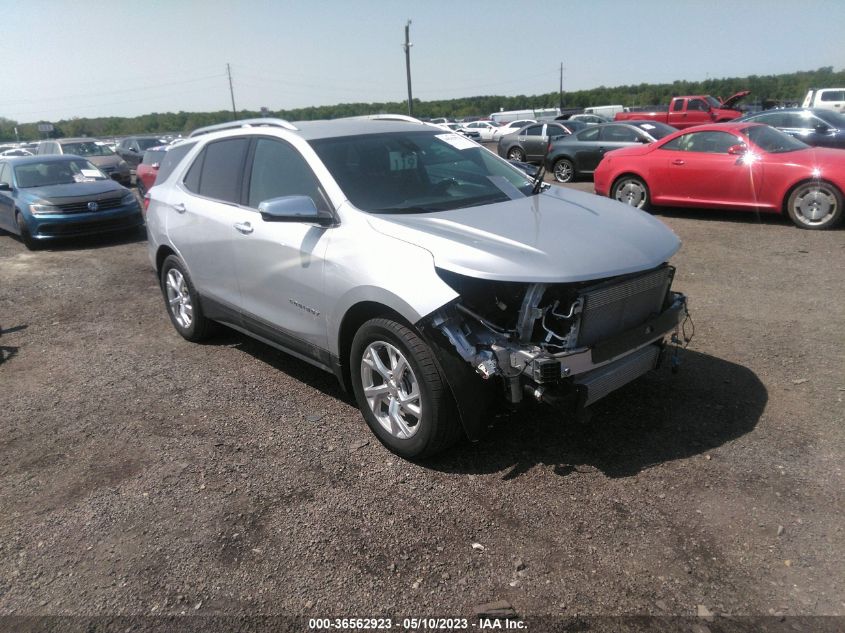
[142,193,150,216]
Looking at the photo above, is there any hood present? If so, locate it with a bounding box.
[719,90,751,110]
[367,187,680,283]
[24,179,127,203]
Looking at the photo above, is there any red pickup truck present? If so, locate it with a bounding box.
[614,91,750,129]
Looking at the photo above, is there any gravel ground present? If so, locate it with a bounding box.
[0,182,843,631]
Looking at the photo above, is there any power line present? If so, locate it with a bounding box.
[0,71,227,107]
[5,85,229,120]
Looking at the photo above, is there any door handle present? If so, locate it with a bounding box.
[234,221,253,234]
[672,159,685,165]
[172,202,186,214]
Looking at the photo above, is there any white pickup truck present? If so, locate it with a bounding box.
[802,88,845,112]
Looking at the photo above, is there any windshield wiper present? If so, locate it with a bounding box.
[369,205,443,214]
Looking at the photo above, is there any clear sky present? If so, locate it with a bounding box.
[3,0,844,123]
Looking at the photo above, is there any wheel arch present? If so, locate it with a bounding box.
[155,244,178,278]
[336,301,410,393]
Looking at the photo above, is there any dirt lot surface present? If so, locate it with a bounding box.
[1,183,843,631]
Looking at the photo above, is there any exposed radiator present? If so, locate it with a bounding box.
[577,266,672,347]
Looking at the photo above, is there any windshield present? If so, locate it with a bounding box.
[743,125,809,153]
[310,131,534,213]
[706,96,721,109]
[60,141,115,157]
[14,159,106,187]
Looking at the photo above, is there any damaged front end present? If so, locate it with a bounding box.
[418,265,690,435]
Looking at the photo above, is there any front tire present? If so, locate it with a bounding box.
[507,147,525,161]
[160,255,215,341]
[786,181,843,230]
[15,212,40,250]
[350,318,462,459]
[552,158,576,183]
[612,175,651,211]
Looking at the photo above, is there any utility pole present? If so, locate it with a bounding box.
[559,61,564,110]
[403,20,413,117]
[227,63,237,120]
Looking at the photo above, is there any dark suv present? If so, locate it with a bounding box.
[116,136,166,169]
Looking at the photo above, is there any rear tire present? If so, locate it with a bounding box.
[507,147,525,161]
[552,158,575,183]
[611,175,651,211]
[160,255,215,341]
[350,318,462,459]
[786,181,843,230]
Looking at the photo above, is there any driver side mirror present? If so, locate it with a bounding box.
[727,143,748,155]
[0,182,11,191]
[814,123,831,133]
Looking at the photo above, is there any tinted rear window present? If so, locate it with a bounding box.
[157,142,195,184]
[185,138,248,203]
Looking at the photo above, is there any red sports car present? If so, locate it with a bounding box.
[594,122,844,229]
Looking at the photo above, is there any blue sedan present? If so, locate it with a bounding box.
[0,155,143,249]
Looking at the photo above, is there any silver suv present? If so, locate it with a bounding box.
[146,117,689,458]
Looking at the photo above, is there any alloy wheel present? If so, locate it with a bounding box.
[614,178,648,208]
[360,341,422,440]
[165,268,193,329]
[791,184,838,227]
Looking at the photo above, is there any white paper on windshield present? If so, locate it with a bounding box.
[640,124,656,130]
[80,169,101,178]
[435,133,477,150]
[73,174,95,183]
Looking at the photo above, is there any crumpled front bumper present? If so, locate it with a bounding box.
[491,291,686,403]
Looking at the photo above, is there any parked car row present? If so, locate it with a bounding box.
[4,111,842,459]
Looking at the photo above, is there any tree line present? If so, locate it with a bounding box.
[1,66,842,142]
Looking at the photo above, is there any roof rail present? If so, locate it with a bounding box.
[343,114,424,124]
[188,118,298,138]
